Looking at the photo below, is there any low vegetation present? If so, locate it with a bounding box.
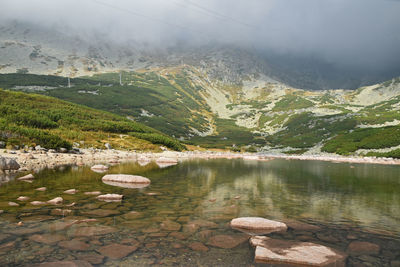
[0,89,185,151]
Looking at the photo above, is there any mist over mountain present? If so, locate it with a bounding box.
[1,0,399,89]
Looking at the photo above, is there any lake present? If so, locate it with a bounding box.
[0,158,399,266]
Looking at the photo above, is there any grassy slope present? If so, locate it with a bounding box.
[0,89,185,151]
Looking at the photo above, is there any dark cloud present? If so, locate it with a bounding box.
[1,0,400,72]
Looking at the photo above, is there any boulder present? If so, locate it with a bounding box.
[96,194,123,202]
[0,156,20,171]
[47,197,63,205]
[231,217,287,234]
[17,174,35,180]
[102,174,150,188]
[254,238,346,266]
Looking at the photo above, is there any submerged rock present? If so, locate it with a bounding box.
[29,234,66,244]
[230,217,287,234]
[30,201,46,206]
[96,194,123,202]
[17,196,30,201]
[17,173,35,180]
[254,238,346,266]
[102,174,150,188]
[58,239,91,251]
[47,197,63,205]
[207,234,249,249]
[84,191,101,195]
[71,226,116,237]
[8,202,19,207]
[33,260,93,267]
[97,243,138,259]
[81,209,119,217]
[188,242,209,252]
[160,220,181,231]
[347,241,380,255]
[64,189,78,194]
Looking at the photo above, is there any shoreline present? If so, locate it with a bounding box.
[1,149,399,179]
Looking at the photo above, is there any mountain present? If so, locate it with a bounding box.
[0,88,185,151]
[1,20,400,158]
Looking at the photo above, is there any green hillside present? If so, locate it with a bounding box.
[0,89,185,151]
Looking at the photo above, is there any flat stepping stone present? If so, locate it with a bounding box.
[254,238,347,266]
[102,174,150,188]
[91,164,109,170]
[231,217,287,234]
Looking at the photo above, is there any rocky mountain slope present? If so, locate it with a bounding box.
[1,21,400,157]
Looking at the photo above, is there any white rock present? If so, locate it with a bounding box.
[155,157,178,164]
[35,187,47,191]
[231,217,287,234]
[63,189,78,194]
[84,191,102,195]
[96,194,123,202]
[17,174,35,180]
[255,239,346,266]
[17,196,30,201]
[47,197,63,205]
[102,174,150,189]
[91,164,109,171]
[30,201,46,205]
[8,201,19,206]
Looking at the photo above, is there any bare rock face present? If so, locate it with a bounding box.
[96,194,123,202]
[254,238,346,267]
[230,217,287,234]
[102,174,150,188]
[17,173,35,180]
[0,156,20,171]
[47,197,63,205]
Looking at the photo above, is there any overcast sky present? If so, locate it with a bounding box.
[1,0,400,71]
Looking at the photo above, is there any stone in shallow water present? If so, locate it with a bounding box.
[97,243,138,259]
[29,234,66,244]
[90,164,108,171]
[51,209,72,216]
[32,260,93,267]
[83,191,101,196]
[36,187,47,191]
[254,238,347,267]
[188,242,209,252]
[102,174,150,188]
[81,209,120,217]
[230,217,287,234]
[30,201,47,206]
[8,202,19,207]
[249,236,270,247]
[347,241,380,256]
[207,234,249,249]
[96,194,123,202]
[63,189,78,194]
[284,220,322,232]
[188,219,218,228]
[160,220,181,231]
[71,226,116,237]
[47,197,63,205]
[76,253,104,265]
[58,239,91,251]
[169,232,187,240]
[17,196,30,201]
[17,173,35,180]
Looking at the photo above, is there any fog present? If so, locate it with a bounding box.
[1,0,400,73]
